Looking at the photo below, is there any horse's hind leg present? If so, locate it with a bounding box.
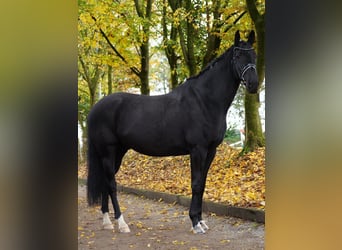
[110,147,130,233]
[101,188,114,229]
[102,146,130,233]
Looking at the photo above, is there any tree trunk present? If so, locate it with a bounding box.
[163,0,179,90]
[244,93,264,152]
[178,0,197,76]
[170,62,178,90]
[134,0,153,95]
[140,42,150,95]
[243,0,265,153]
[107,65,113,95]
[89,87,96,107]
[78,113,87,163]
[202,0,222,67]
[81,128,87,164]
[185,0,196,76]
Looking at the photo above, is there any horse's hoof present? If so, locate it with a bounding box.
[103,223,114,230]
[117,215,131,233]
[191,222,206,234]
[119,225,131,233]
[103,212,114,229]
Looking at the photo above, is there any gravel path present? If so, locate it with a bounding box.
[78,184,264,249]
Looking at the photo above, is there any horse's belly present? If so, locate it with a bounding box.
[117,104,190,156]
[133,145,189,157]
[121,132,189,157]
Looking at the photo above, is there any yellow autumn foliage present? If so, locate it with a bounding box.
[78,143,265,210]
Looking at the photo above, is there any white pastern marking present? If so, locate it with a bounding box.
[103,212,114,229]
[191,222,206,234]
[117,215,131,233]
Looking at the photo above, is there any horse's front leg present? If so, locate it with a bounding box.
[189,186,206,234]
[198,147,217,231]
[189,147,216,234]
[189,147,208,234]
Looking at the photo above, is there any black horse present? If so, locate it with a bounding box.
[87,30,259,234]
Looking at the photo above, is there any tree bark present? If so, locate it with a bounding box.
[77,105,88,163]
[107,65,113,95]
[202,0,222,67]
[139,42,150,95]
[134,0,153,95]
[177,0,197,76]
[185,0,196,76]
[163,0,179,90]
[243,0,265,153]
[244,93,265,151]
[78,55,102,107]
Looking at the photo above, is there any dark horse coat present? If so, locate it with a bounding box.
[87,30,258,233]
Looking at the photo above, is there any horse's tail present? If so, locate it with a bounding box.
[87,135,104,206]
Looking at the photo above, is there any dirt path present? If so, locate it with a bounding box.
[78,184,264,249]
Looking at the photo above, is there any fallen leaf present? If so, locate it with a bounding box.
[79,143,265,209]
[220,239,230,243]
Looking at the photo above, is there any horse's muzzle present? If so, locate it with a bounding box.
[246,79,259,94]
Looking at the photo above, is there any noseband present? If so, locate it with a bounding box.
[232,46,257,85]
[240,63,257,84]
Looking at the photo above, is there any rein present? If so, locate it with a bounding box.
[232,46,257,85]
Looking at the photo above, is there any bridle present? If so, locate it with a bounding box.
[232,46,257,85]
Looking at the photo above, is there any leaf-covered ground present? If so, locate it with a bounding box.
[78,184,265,249]
[78,143,265,210]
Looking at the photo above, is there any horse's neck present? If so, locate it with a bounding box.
[191,54,240,114]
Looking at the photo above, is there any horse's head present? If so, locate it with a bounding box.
[232,30,259,94]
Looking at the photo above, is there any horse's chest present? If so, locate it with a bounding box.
[208,126,226,145]
[185,118,225,146]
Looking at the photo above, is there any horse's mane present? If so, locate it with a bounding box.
[186,47,232,81]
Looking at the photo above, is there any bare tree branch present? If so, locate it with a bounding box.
[78,55,90,84]
[245,0,261,23]
[223,11,247,33]
[91,15,141,77]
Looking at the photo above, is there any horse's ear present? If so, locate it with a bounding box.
[248,30,255,44]
[234,30,240,45]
